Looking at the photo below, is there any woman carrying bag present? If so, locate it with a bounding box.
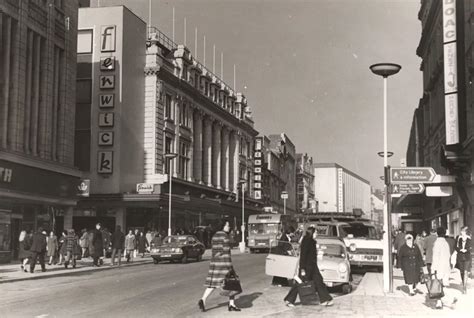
[198,219,241,312]
[398,233,424,295]
[284,226,333,307]
[454,226,471,294]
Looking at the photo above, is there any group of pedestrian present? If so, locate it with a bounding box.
[398,226,471,309]
[197,223,334,313]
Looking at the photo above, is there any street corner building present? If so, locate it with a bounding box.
[73,5,263,235]
[398,0,474,237]
[0,0,81,263]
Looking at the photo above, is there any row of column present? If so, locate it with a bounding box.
[193,111,241,192]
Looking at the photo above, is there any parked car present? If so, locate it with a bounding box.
[265,238,352,294]
[151,235,205,264]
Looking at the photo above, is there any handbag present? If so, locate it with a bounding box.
[297,280,318,305]
[426,273,444,299]
[450,251,458,267]
[221,269,243,297]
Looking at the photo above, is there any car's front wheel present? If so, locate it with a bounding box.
[153,258,159,264]
[342,283,352,294]
[181,253,188,264]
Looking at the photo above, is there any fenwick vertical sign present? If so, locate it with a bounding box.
[443,0,459,145]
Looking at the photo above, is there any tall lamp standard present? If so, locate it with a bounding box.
[238,179,247,253]
[370,63,401,293]
[164,153,178,236]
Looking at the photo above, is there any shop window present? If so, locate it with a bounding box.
[164,136,173,173]
[77,29,93,54]
[179,103,187,126]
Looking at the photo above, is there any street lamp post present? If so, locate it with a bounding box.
[281,191,288,215]
[238,179,246,253]
[370,62,401,293]
[165,153,178,237]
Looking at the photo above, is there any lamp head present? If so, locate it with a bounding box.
[370,63,401,77]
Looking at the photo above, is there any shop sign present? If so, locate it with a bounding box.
[98,151,113,174]
[100,56,115,71]
[0,166,13,183]
[445,94,459,145]
[99,94,114,108]
[137,183,154,194]
[426,186,453,197]
[0,159,78,198]
[443,0,456,42]
[77,179,90,197]
[98,131,114,146]
[254,190,262,199]
[101,25,116,52]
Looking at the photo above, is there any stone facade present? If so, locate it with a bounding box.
[296,153,316,213]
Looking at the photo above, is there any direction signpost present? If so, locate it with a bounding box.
[391,183,425,194]
[390,167,436,184]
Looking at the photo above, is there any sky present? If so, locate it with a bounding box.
[95,0,422,189]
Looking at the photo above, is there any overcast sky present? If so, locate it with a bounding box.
[96,0,422,189]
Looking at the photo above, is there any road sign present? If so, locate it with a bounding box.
[281,191,288,199]
[390,167,436,184]
[391,183,425,194]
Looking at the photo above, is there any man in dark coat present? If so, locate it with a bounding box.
[110,226,125,266]
[30,227,47,273]
[91,223,104,266]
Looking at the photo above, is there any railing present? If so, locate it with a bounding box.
[147,26,177,53]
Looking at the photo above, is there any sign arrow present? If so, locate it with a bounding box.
[391,183,425,194]
[390,167,436,184]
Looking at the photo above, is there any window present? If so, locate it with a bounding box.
[165,94,172,119]
[204,81,209,96]
[183,64,188,80]
[194,74,199,89]
[179,103,187,126]
[77,29,93,54]
[179,142,189,179]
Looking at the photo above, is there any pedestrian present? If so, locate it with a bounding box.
[138,231,148,257]
[398,233,423,296]
[102,227,111,259]
[18,230,31,272]
[431,226,457,309]
[424,228,438,274]
[110,225,125,266]
[394,229,406,268]
[58,231,67,265]
[284,226,333,307]
[91,223,104,267]
[454,226,471,294]
[414,232,425,256]
[46,231,58,265]
[79,229,89,258]
[133,229,140,258]
[125,230,136,262]
[146,230,153,252]
[151,232,162,248]
[64,229,78,269]
[198,219,241,312]
[29,227,47,273]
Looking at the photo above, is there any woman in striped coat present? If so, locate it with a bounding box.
[198,219,241,312]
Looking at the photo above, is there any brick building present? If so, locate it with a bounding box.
[0,0,80,263]
[402,0,474,236]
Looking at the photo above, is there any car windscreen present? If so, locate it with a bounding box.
[317,243,345,258]
[163,236,188,244]
[340,224,378,239]
[249,223,279,235]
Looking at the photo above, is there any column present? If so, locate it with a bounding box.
[232,131,241,193]
[221,127,230,191]
[193,111,203,183]
[229,131,236,192]
[203,116,213,187]
[187,107,194,182]
[213,122,222,189]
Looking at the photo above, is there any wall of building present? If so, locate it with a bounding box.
[314,167,337,212]
[77,6,146,194]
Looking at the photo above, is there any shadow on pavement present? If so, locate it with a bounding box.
[236,292,263,308]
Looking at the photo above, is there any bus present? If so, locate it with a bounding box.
[247,214,297,253]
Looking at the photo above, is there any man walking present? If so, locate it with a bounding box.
[424,228,438,274]
[111,226,125,266]
[91,223,104,267]
[30,227,47,273]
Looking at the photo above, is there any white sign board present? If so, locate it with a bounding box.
[443,42,457,93]
[137,183,154,194]
[426,186,453,197]
[442,0,456,43]
[281,192,288,199]
[445,94,459,144]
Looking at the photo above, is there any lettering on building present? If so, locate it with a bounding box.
[98,151,113,174]
[100,56,115,71]
[0,167,13,183]
[99,94,115,108]
[99,75,115,89]
[101,25,116,52]
[98,131,114,146]
[99,112,115,127]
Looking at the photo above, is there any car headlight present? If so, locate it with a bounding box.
[349,243,357,252]
[172,248,182,253]
[338,263,348,273]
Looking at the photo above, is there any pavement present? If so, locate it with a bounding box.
[0,251,472,317]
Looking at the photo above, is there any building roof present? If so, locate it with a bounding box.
[313,163,370,185]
